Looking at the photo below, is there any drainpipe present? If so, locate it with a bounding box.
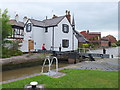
[72,30,74,50]
[52,26,54,51]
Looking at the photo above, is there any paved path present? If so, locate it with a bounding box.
[61,58,119,71]
[1,58,119,84]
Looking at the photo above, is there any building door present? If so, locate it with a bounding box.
[28,40,34,52]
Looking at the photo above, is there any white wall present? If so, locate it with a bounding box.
[54,17,78,51]
[20,17,78,52]
[20,20,33,52]
[32,26,44,50]
[44,27,52,50]
[74,33,78,50]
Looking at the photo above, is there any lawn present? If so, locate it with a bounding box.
[2,69,118,88]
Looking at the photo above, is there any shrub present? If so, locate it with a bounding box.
[2,47,23,58]
[111,44,117,47]
[82,43,90,48]
[116,40,120,46]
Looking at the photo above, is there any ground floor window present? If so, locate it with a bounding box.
[62,39,69,48]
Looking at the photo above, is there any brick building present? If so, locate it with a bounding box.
[101,35,117,47]
[80,30,101,47]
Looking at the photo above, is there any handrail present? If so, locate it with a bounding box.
[78,48,93,53]
[50,57,58,72]
[41,56,51,75]
[41,56,58,75]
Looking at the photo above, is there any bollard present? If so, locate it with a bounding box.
[100,54,104,59]
[24,81,44,90]
[111,55,113,58]
[30,81,38,89]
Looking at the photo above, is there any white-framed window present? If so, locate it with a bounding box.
[26,23,32,32]
[62,24,69,33]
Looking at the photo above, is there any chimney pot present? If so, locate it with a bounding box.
[23,16,28,24]
[68,11,70,15]
[46,16,47,20]
[66,10,68,15]
[15,14,19,22]
[66,10,71,23]
[87,30,89,34]
[52,14,57,19]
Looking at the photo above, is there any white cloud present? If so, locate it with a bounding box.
[0,1,118,40]
[101,30,118,39]
[0,0,119,3]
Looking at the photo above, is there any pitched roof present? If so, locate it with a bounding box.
[74,30,88,42]
[43,16,65,27]
[30,16,65,27]
[102,35,117,43]
[101,38,108,41]
[88,32,101,35]
[10,15,66,28]
[9,19,24,27]
[30,19,45,27]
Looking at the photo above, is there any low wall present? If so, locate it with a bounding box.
[1,53,49,71]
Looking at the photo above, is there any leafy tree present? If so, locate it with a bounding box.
[0,9,23,58]
[0,9,12,46]
[116,40,120,46]
[10,39,22,50]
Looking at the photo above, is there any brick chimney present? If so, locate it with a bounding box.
[66,10,71,23]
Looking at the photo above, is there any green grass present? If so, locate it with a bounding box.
[2,69,118,88]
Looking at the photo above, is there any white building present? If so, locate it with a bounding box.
[10,11,87,52]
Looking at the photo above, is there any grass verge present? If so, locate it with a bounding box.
[2,69,118,88]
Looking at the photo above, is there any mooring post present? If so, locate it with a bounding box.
[111,55,113,58]
[24,81,44,90]
[30,81,38,89]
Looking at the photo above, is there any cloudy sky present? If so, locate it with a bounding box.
[0,0,119,40]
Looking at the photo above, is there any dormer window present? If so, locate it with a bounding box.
[62,24,69,33]
[26,23,32,32]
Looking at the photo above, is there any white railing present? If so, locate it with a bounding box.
[78,48,93,53]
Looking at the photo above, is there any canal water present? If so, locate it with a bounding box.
[88,47,120,58]
[2,62,69,82]
[2,47,119,82]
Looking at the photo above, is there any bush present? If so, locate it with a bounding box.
[111,44,117,47]
[13,50,23,56]
[116,40,120,46]
[82,43,90,48]
[2,47,23,58]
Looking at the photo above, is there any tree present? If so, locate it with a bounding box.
[0,9,12,46]
[0,9,23,58]
[116,40,120,46]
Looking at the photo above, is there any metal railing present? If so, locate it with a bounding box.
[78,48,93,53]
[41,56,58,75]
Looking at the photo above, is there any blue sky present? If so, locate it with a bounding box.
[0,0,119,40]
